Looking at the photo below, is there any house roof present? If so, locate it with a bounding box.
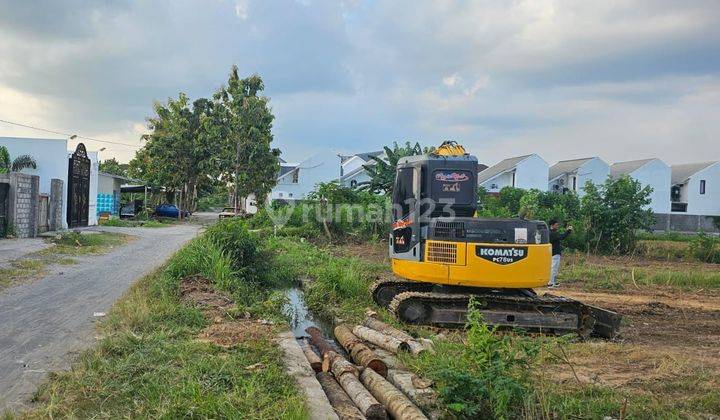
[671,161,718,185]
[98,171,135,182]
[610,158,656,178]
[548,157,595,181]
[340,150,383,164]
[477,155,531,184]
[278,164,296,178]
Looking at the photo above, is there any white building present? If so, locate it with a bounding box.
[670,161,720,216]
[548,157,609,197]
[610,158,671,214]
[477,154,549,193]
[270,150,340,201]
[338,150,383,188]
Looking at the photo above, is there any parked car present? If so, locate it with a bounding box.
[155,203,190,218]
[218,206,248,219]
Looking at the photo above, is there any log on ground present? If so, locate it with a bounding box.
[306,326,336,356]
[360,368,428,420]
[334,325,388,377]
[363,317,426,355]
[386,369,437,408]
[352,325,410,354]
[316,372,367,420]
[299,338,323,372]
[336,369,387,419]
[325,351,359,378]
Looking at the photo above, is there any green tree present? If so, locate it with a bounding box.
[0,146,37,174]
[581,176,655,254]
[359,141,433,194]
[99,158,129,177]
[129,94,223,212]
[216,67,280,207]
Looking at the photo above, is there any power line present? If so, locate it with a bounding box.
[0,118,142,149]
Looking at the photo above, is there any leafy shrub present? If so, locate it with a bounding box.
[688,232,720,263]
[581,176,655,254]
[406,300,543,419]
[163,235,240,296]
[204,218,264,283]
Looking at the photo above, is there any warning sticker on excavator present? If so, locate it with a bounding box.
[475,246,528,265]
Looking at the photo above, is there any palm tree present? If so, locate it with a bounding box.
[0,146,37,174]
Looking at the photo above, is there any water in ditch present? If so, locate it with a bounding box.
[283,287,336,339]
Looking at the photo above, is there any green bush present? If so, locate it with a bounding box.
[204,218,263,283]
[688,232,720,263]
[581,176,655,254]
[406,300,543,419]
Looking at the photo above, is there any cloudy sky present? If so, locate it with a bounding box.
[1,0,719,166]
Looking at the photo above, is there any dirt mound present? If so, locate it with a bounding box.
[196,321,273,347]
[179,274,234,311]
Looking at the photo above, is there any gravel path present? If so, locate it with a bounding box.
[0,238,52,268]
[0,224,201,412]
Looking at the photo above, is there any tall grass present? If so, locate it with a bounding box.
[561,257,720,290]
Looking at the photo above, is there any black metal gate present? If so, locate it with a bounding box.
[67,143,90,228]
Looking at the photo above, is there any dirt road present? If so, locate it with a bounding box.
[0,224,201,411]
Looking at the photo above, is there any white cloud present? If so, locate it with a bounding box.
[234,0,249,20]
[442,74,461,87]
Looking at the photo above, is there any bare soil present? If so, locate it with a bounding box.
[179,274,273,347]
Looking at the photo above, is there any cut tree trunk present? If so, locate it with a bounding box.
[352,326,410,354]
[386,369,437,408]
[324,351,384,419]
[360,368,428,420]
[325,351,359,378]
[363,317,426,355]
[316,372,366,420]
[334,325,388,377]
[372,348,404,370]
[299,338,322,373]
[306,326,336,356]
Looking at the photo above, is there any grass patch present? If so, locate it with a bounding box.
[264,237,384,323]
[561,254,720,290]
[99,218,170,228]
[0,259,47,290]
[23,223,306,419]
[44,232,130,255]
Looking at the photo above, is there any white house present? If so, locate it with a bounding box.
[610,158,671,214]
[548,157,609,197]
[477,154,549,193]
[270,149,341,201]
[338,150,383,188]
[670,161,720,216]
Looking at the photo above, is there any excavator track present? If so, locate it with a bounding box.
[371,279,620,338]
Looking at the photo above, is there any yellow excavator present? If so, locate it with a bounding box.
[371,141,621,338]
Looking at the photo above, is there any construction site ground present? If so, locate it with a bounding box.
[330,240,720,416]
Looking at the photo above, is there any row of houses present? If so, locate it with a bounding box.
[1,136,131,237]
[269,149,720,221]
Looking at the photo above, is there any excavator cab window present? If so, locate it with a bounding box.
[392,168,415,221]
[392,167,415,254]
